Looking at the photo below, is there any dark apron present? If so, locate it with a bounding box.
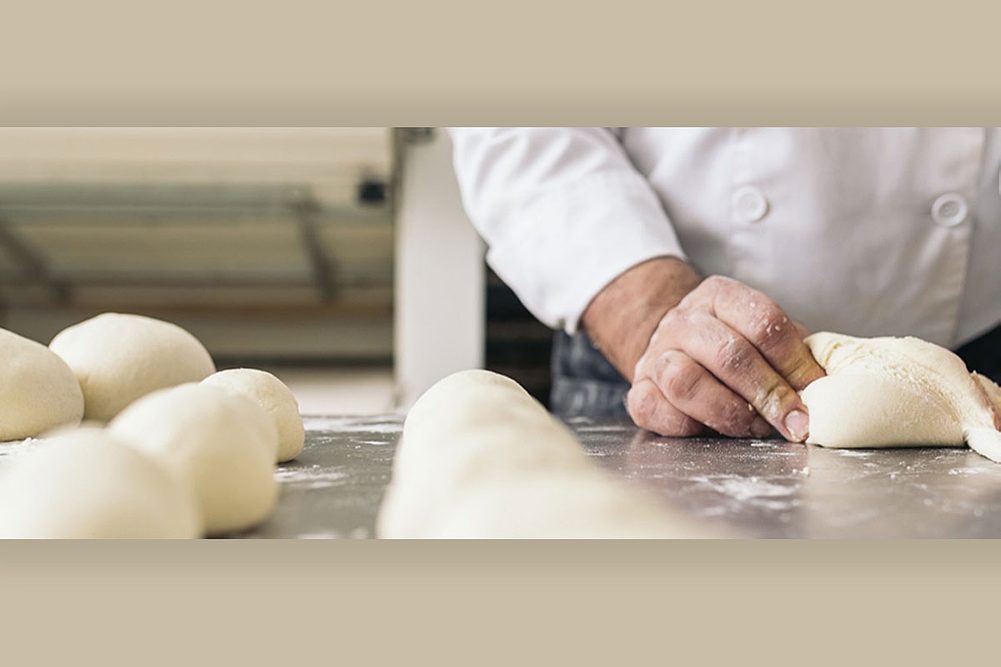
[550,322,1001,419]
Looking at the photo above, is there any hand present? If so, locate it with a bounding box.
[625,275,825,441]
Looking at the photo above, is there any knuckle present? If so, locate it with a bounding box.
[664,358,703,403]
[632,353,652,378]
[627,381,698,437]
[659,306,689,333]
[665,416,701,437]
[747,306,790,349]
[626,382,657,422]
[701,274,733,291]
[652,412,685,436]
[717,400,756,435]
[714,336,755,372]
[649,348,679,379]
[755,381,797,418]
[785,354,824,388]
[704,401,741,436]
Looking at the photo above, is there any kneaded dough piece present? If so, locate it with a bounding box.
[0,328,84,441]
[802,332,1001,462]
[0,428,200,538]
[378,369,714,539]
[803,375,963,448]
[973,372,1001,415]
[50,313,216,422]
[201,368,304,462]
[108,384,279,535]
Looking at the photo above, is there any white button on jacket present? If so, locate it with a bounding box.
[732,186,769,223]
[448,128,1001,348]
[931,193,968,227]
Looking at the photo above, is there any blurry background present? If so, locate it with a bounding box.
[0,128,552,413]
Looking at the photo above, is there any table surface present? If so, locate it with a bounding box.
[240,414,1001,539]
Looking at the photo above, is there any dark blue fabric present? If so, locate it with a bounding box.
[955,322,1001,385]
[549,330,630,418]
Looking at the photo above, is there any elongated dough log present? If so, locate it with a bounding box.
[378,369,714,538]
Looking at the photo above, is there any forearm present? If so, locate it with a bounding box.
[581,256,702,381]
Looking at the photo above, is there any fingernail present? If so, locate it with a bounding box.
[784,410,809,442]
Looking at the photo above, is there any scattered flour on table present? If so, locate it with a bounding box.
[948,467,990,476]
[834,449,874,457]
[274,465,349,489]
[303,416,402,434]
[690,474,798,506]
[746,441,805,456]
[574,425,634,433]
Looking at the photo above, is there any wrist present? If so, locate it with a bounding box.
[581,256,701,381]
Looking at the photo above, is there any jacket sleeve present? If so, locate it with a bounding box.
[448,127,687,333]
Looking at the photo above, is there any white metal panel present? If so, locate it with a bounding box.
[394,130,485,409]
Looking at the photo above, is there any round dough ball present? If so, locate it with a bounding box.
[50,313,216,422]
[0,327,84,441]
[0,428,201,538]
[108,384,279,535]
[201,369,304,462]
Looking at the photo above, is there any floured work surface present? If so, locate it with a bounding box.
[7,415,1001,538]
[236,416,1001,538]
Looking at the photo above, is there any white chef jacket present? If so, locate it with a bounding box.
[448,128,1001,349]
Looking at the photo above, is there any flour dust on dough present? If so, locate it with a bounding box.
[109,383,279,535]
[201,368,304,462]
[0,327,84,442]
[0,428,201,538]
[378,369,715,539]
[50,312,216,422]
[801,332,1001,462]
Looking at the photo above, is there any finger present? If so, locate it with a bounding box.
[749,416,774,438]
[646,349,774,438]
[703,276,826,390]
[662,311,810,441]
[626,378,705,437]
[791,320,812,339]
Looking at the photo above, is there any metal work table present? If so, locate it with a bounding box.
[248,415,1001,539]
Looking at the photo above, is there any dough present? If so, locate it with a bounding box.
[0,327,84,441]
[378,369,714,539]
[802,332,1001,462]
[50,313,216,422]
[108,383,279,535]
[424,470,701,539]
[0,428,200,538]
[378,370,587,538]
[201,369,304,462]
